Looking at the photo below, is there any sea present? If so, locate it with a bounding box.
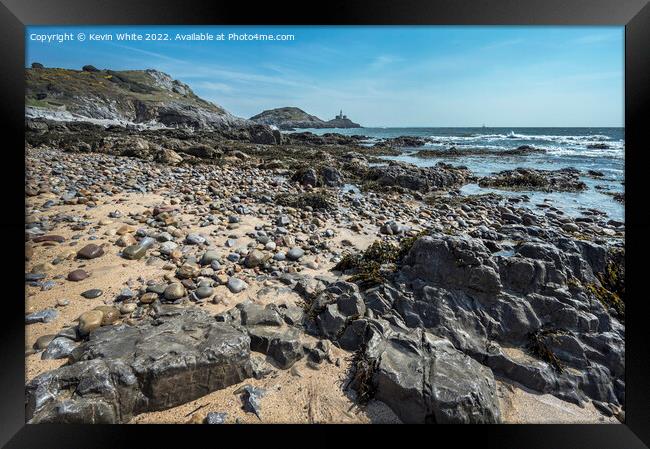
[294,127,625,221]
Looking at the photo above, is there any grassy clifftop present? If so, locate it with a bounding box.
[250,107,325,126]
[26,67,241,128]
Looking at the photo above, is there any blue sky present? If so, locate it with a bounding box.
[26,26,624,127]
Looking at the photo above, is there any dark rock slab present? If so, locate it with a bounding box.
[353,319,501,424]
[26,307,253,423]
[364,161,471,193]
[237,302,283,327]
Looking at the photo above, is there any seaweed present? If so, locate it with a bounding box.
[275,190,337,211]
[345,344,378,405]
[527,328,565,373]
[334,236,427,289]
[588,249,625,321]
[586,283,624,321]
[396,230,429,261]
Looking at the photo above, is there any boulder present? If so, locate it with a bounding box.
[26,307,253,423]
[353,320,501,424]
[246,326,304,369]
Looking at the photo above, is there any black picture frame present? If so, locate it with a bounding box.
[2,0,648,447]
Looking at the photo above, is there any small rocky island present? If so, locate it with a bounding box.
[24,66,624,425]
[250,107,361,130]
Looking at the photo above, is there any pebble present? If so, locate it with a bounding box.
[139,292,159,304]
[186,233,206,245]
[33,235,66,243]
[163,283,186,300]
[227,277,248,293]
[31,263,53,274]
[205,412,227,424]
[120,303,137,314]
[25,273,45,282]
[95,306,120,325]
[122,240,153,260]
[41,280,56,291]
[159,241,178,255]
[116,224,136,235]
[117,288,136,300]
[200,250,220,265]
[245,250,266,268]
[241,385,265,418]
[81,288,103,299]
[147,284,167,295]
[67,269,89,282]
[76,244,104,259]
[287,247,305,261]
[33,334,56,350]
[195,286,214,299]
[78,310,103,336]
[276,215,291,226]
[562,223,579,232]
[26,309,57,324]
[116,234,137,247]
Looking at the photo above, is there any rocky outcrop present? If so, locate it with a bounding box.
[303,233,623,418]
[478,168,587,192]
[26,307,254,423]
[414,145,546,159]
[354,319,501,423]
[363,161,472,192]
[250,107,326,129]
[324,117,361,129]
[301,283,500,423]
[25,67,248,130]
[24,117,284,164]
[374,136,430,148]
[386,235,622,407]
[284,132,365,146]
[250,107,361,129]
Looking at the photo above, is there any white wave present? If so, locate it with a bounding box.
[419,131,624,157]
[544,145,624,159]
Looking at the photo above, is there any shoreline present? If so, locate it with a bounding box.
[24,122,625,424]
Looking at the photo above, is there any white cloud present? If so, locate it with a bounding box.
[571,32,621,45]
